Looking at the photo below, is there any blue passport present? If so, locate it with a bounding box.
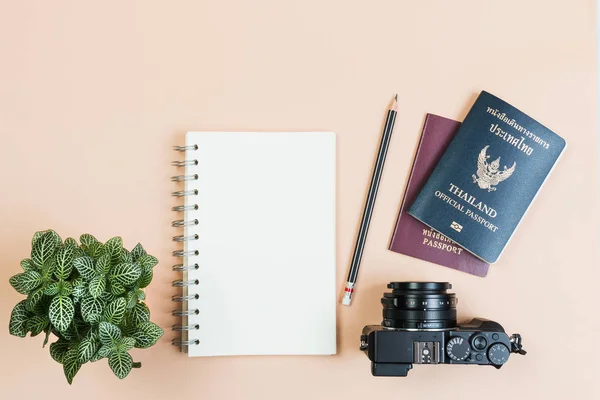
[408,91,566,263]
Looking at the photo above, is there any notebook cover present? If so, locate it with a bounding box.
[183,132,336,357]
[389,114,489,277]
[408,91,566,263]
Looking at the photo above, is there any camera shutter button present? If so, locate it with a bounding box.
[472,335,488,351]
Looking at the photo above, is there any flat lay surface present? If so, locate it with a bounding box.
[0,1,598,398]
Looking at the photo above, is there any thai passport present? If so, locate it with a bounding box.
[389,114,489,277]
[408,91,566,263]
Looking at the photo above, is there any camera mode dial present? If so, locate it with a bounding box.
[446,337,470,361]
[487,343,510,366]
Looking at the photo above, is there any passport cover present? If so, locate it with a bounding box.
[389,114,489,277]
[408,91,566,264]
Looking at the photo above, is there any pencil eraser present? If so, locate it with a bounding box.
[341,297,351,306]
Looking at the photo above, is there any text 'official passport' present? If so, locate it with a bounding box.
[408,91,566,263]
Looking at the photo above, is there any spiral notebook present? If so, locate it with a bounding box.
[171,131,337,357]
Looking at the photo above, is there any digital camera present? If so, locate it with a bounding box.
[360,282,526,376]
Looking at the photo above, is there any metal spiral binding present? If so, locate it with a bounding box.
[171,145,200,348]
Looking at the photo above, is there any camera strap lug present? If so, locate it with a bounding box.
[509,334,527,355]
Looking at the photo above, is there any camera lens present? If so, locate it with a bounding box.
[381,282,457,331]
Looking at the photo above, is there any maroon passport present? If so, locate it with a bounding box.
[389,114,489,277]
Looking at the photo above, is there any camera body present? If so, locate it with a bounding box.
[361,318,512,377]
[360,282,525,376]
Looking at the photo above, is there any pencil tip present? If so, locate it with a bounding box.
[394,94,398,101]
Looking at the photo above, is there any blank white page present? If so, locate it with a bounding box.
[183,132,336,357]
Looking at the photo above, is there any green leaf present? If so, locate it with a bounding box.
[95,254,111,275]
[27,315,49,337]
[50,340,70,363]
[26,288,44,312]
[9,273,28,294]
[49,295,75,332]
[31,232,59,267]
[124,290,137,309]
[20,258,36,272]
[130,243,146,261]
[80,233,98,247]
[103,297,126,325]
[95,344,114,360]
[100,291,116,303]
[81,296,104,323]
[121,248,133,263]
[11,270,42,295]
[46,230,62,248]
[9,300,30,337]
[137,254,159,269]
[88,275,106,299]
[59,281,73,296]
[63,348,81,384]
[54,245,75,279]
[78,337,99,364]
[85,242,104,259]
[109,282,126,295]
[138,267,153,288]
[109,263,141,286]
[104,237,123,262]
[64,237,78,247]
[44,282,60,296]
[128,302,150,327]
[32,230,45,247]
[73,247,85,258]
[109,351,133,379]
[73,256,96,280]
[137,289,146,301]
[118,337,136,353]
[99,321,121,346]
[133,321,163,349]
[41,258,57,280]
[43,326,51,347]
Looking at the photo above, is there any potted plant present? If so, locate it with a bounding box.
[8,230,163,384]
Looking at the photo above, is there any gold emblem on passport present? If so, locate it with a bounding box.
[472,145,516,192]
[450,221,463,232]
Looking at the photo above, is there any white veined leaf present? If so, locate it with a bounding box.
[138,267,153,288]
[118,337,136,353]
[85,242,104,259]
[81,296,104,323]
[59,281,73,296]
[99,321,122,346]
[128,302,150,327]
[108,351,133,379]
[121,248,133,263]
[25,288,44,312]
[27,315,49,337]
[64,237,78,247]
[9,300,31,337]
[109,263,141,286]
[63,349,82,385]
[130,243,146,261]
[50,340,70,364]
[54,245,75,279]
[137,290,146,301]
[132,321,164,349]
[9,273,28,295]
[100,291,116,303]
[73,256,96,280]
[44,282,60,296]
[88,275,106,299]
[109,282,126,295]
[103,297,126,325]
[79,233,98,248]
[78,337,99,364]
[49,295,75,332]
[20,258,37,272]
[124,290,137,309]
[95,344,114,360]
[31,232,59,267]
[95,254,111,275]
[45,230,62,248]
[104,237,123,263]
[32,230,46,247]
[137,254,158,269]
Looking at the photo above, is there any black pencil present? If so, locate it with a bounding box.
[342,95,398,306]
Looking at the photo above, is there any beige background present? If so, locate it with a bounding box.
[0,1,598,398]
